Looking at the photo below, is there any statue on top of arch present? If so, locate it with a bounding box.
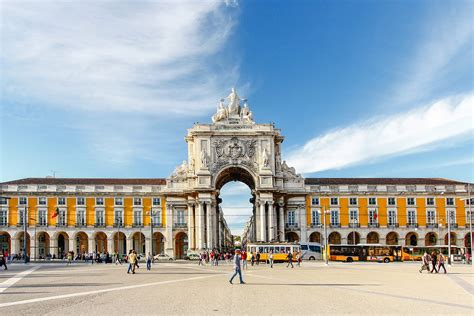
[212,88,254,124]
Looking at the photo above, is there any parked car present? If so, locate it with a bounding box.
[184,253,200,261]
[153,253,174,261]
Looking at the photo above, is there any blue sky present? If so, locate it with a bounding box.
[1,0,473,235]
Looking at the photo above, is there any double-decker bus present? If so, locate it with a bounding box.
[401,245,466,262]
[246,242,301,262]
[328,244,401,263]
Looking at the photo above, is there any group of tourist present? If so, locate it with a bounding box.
[419,251,447,274]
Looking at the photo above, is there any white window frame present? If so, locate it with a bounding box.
[58,197,66,206]
[311,197,319,206]
[176,210,185,225]
[77,197,85,206]
[38,197,47,206]
[76,209,86,226]
[330,209,339,226]
[368,197,377,206]
[0,208,8,226]
[114,209,123,225]
[311,209,320,225]
[466,208,474,224]
[446,208,456,224]
[426,197,435,206]
[368,208,378,225]
[152,197,161,206]
[387,197,396,206]
[330,197,338,206]
[0,197,8,206]
[58,209,67,226]
[349,209,358,224]
[133,209,143,225]
[95,209,104,226]
[349,197,357,206]
[96,197,104,206]
[115,197,123,206]
[18,208,25,225]
[426,209,436,225]
[38,209,47,226]
[287,210,296,225]
[446,197,454,206]
[133,197,142,206]
[407,209,417,225]
[388,209,397,225]
[407,197,415,206]
[152,210,161,225]
[19,197,28,206]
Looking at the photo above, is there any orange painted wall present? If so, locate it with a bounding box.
[320,197,329,225]
[436,197,446,226]
[86,197,95,226]
[340,197,349,226]
[397,198,407,226]
[105,197,114,226]
[162,197,167,225]
[359,198,368,226]
[143,197,151,226]
[417,198,426,227]
[48,197,56,226]
[9,197,18,226]
[67,197,76,226]
[124,197,133,226]
[456,198,466,226]
[378,198,387,226]
[27,197,37,226]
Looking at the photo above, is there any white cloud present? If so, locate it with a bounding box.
[286,94,474,174]
[1,1,238,115]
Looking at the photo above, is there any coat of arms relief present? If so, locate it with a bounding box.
[211,137,257,173]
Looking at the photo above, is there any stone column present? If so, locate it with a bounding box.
[50,237,58,257]
[260,201,266,242]
[206,202,213,249]
[197,202,204,250]
[279,203,285,242]
[88,238,95,253]
[30,236,37,260]
[187,203,195,250]
[11,238,17,256]
[255,201,260,242]
[107,238,114,255]
[268,201,275,241]
[126,237,132,254]
[165,204,174,257]
[68,238,74,254]
[300,204,307,243]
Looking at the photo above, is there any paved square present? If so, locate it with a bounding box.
[0,261,472,315]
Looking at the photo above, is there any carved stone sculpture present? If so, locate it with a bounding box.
[201,149,209,169]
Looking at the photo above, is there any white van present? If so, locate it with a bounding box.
[300,242,322,260]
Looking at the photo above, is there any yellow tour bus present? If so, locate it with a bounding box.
[327,244,401,263]
[246,242,301,262]
[401,245,466,262]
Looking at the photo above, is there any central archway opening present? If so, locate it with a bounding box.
[215,166,256,250]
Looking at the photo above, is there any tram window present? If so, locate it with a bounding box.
[274,247,280,253]
[258,247,263,253]
[301,245,308,250]
[263,247,269,253]
[309,245,321,252]
[285,247,291,253]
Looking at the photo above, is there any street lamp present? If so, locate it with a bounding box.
[461,183,473,266]
[322,204,330,265]
[147,208,157,255]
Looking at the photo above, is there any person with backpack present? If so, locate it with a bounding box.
[286,251,294,268]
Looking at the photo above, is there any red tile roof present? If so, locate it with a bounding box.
[304,178,468,185]
[0,178,166,185]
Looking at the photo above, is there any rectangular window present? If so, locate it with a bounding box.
[349,209,358,224]
[311,210,320,225]
[388,197,396,206]
[426,197,434,206]
[467,209,474,223]
[407,210,416,225]
[38,209,47,225]
[152,210,161,225]
[330,209,339,225]
[311,197,319,206]
[330,197,338,206]
[115,197,123,206]
[115,210,123,225]
[388,209,397,225]
[446,198,454,206]
[77,197,85,205]
[427,210,436,224]
[349,198,357,206]
[134,210,142,225]
[38,197,47,205]
[18,209,25,225]
[177,210,185,224]
[465,198,474,205]
[287,211,295,225]
[368,197,376,205]
[133,198,142,206]
[0,210,7,225]
[369,209,378,225]
[96,197,104,206]
[58,197,66,205]
[407,197,415,206]
[58,210,66,226]
[77,210,85,226]
[19,197,27,205]
[447,209,456,224]
[0,197,8,205]
[152,197,161,206]
[96,210,104,226]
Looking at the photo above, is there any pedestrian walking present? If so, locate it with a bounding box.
[430,251,438,273]
[198,252,204,266]
[419,252,430,273]
[437,252,447,274]
[67,251,73,265]
[146,252,152,271]
[286,251,294,268]
[269,250,274,268]
[256,252,261,265]
[134,251,140,270]
[250,252,255,266]
[296,252,301,267]
[127,250,137,274]
[0,250,7,270]
[241,251,247,270]
[229,249,245,285]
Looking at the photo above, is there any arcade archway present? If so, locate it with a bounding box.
[347,231,360,245]
[309,232,321,243]
[328,232,341,245]
[174,232,188,259]
[0,232,11,253]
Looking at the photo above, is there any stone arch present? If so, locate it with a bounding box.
[386,232,399,245]
[55,231,69,258]
[405,232,418,246]
[94,231,108,253]
[347,231,360,245]
[309,232,321,243]
[214,166,257,191]
[0,231,11,253]
[113,232,127,255]
[285,231,299,242]
[328,232,341,245]
[36,231,50,259]
[465,232,473,251]
[174,232,188,259]
[73,231,88,255]
[131,232,146,254]
[366,232,379,244]
[444,232,457,246]
[14,231,30,256]
[425,232,437,246]
[153,232,165,255]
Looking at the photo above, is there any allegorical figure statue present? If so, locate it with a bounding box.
[226,87,241,115]
[262,147,270,168]
[201,149,209,168]
[212,99,228,123]
[241,102,253,123]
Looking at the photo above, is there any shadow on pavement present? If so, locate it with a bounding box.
[244,283,380,287]
[12,283,120,288]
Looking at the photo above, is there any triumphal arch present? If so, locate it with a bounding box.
[166,88,307,251]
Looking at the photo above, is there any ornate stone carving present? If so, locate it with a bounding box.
[281,160,302,180]
[170,160,188,181]
[211,137,257,173]
[200,149,209,169]
[211,88,254,124]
